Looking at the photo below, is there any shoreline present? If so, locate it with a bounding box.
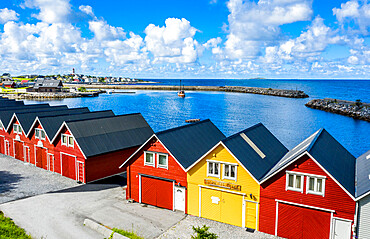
[305,98,370,122]
[65,84,309,98]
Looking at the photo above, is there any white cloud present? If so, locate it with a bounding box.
[333,0,370,35]
[79,5,94,16]
[144,18,201,63]
[221,0,313,60]
[89,20,126,41]
[0,8,19,24]
[24,0,72,23]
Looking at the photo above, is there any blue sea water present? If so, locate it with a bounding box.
[25,79,369,157]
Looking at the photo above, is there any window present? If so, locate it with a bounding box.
[13,124,22,134]
[223,164,237,180]
[68,136,74,147]
[61,135,67,146]
[286,172,304,192]
[61,134,74,147]
[144,152,155,166]
[35,129,46,140]
[207,161,220,178]
[306,176,325,196]
[157,153,168,168]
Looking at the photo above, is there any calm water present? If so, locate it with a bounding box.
[25,79,369,157]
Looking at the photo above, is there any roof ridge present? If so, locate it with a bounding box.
[14,107,89,116]
[222,122,263,142]
[65,112,142,124]
[38,110,113,119]
[306,128,324,152]
[156,119,211,135]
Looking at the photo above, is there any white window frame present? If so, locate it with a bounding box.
[223,163,238,181]
[61,134,74,147]
[286,172,304,193]
[207,161,220,178]
[157,153,168,169]
[61,134,68,146]
[13,124,22,134]
[306,175,326,196]
[35,128,46,140]
[144,151,155,167]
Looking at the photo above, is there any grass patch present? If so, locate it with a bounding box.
[0,211,32,239]
[111,228,144,239]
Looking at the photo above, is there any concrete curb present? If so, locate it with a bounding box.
[84,219,129,239]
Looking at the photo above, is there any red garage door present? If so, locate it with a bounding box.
[36,147,47,169]
[14,141,24,161]
[277,203,331,239]
[62,154,76,180]
[141,176,173,210]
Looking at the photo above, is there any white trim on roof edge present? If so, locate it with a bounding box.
[185,141,222,172]
[26,117,52,143]
[355,190,370,201]
[118,134,187,172]
[119,134,156,168]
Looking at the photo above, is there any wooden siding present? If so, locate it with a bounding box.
[357,194,370,239]
[259,154,356,236]
[85,147,137,182]
[187,144,260,229]
[126,137,187,212]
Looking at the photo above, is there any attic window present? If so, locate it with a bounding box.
[13,124,22,134]
[35,129,46,140]
[240,133,266,159]
[61,134,74,148]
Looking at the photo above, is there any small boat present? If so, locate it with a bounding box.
[178,80,185,98]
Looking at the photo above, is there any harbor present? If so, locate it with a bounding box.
[65,83,309,98]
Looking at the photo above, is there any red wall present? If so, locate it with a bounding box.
[85,147,137,182]
[259,154,356,236]
[126,137,188,212]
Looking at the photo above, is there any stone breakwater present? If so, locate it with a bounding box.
[66,84,309,98]
[305,98,370,122]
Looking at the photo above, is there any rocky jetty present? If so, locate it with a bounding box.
[66,84,309,98]
[305,98,370,122]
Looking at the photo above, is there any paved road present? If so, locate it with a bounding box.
[0,185,186,239]
[0,154,78,204]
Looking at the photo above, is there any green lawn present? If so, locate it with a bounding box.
[0,211,32,239]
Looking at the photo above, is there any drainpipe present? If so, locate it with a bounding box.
[353,201,359,239]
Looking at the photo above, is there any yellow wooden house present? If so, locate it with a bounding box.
[186,123,288,230]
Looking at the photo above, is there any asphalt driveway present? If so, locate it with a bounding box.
[0,184,186,239]
[0,154,78,204]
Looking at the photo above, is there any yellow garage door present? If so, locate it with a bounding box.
[245,201,257,230]
[201,188,221,222]
[200,188,243,227]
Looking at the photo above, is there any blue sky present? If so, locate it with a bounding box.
[0,0,369,79]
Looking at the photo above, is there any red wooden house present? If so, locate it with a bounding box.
[49,113,153,183]
[119,119,225,213]
[25,110,115,174]
[258,129,356,239]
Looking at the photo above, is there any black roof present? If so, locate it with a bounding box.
[262,129,356,197]
[156,119,226,169]
[0,100,24,107]
[0,104,49,112]
[222,123,288,181]
[65,113,154,158]
[39,110,115,142]
[356,150,370,198]
[16,107,90,135]
[2,105,68,130]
